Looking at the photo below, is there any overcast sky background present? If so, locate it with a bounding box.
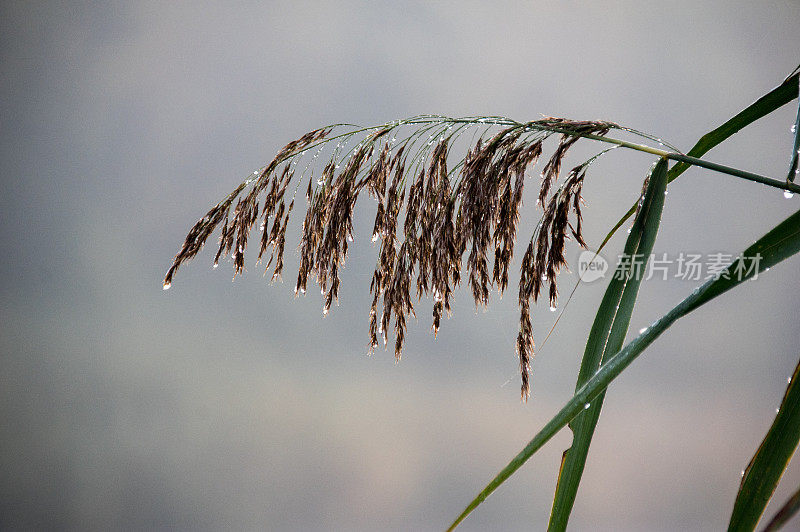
[2,1,800,530]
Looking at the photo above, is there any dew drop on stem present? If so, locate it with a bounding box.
[784,190,794,199]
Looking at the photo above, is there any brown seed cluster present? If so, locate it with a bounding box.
[163,127,331,289]
[165,117,615,400]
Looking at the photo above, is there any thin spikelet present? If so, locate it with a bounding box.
[165,116,624,400]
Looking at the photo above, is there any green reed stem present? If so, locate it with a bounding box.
[555,131,800,195]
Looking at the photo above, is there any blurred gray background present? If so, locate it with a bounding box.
[2,1,799,530]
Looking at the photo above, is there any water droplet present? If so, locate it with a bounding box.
[638,327,648,334]
[162,282,171,290]
[776,408,780,414]
[549,305,557,312]
[627,227,632,234]
[792,124,797,134]
[253,170,259,175]
[371,232,379,242]
[788,376,792,384]
[323,307,329,316]
[213,263,219,269]
[541,274,548,281]
[784,190,794,199]
[741,470,745,478]
[664,190,669,196]
[584,403,591,409]
[347,234,354,242]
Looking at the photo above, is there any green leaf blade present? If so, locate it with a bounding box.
[448,208,800,531]
[728,357,800,531]
[548,158,669,531]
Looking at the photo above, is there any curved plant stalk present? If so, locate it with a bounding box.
[762,483,800,532]
[728,355,800,531]
[543,130,800,195]
[600,69,800,252]
[447,208,800,531]
[547,158,668,530]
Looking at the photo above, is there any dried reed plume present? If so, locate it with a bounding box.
[165,116,619,400]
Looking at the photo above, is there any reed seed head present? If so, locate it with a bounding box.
[165,116,619,400]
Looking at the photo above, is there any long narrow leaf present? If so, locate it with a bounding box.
[548,159,668,530]
[762,483,800,532]
[600,70,800,251]
[448,208,800,531]
[728,355,800,531]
